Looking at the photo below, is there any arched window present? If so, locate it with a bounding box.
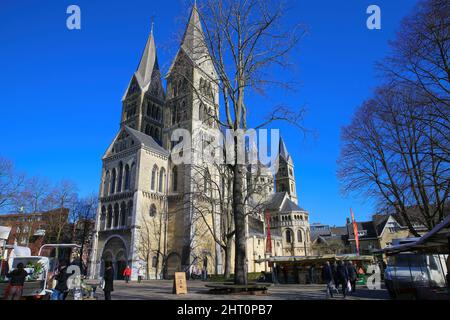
[149,204,157,217]
[297,230,303,243]
[120,202,126,226]
[172,166,178,192]
[285,229,292,243]
[152,256,157,268]
[101,206,106,230]
[117,162,123,193]
[127,200,133,218]
[159,168,166,192]
[124,164,130,190]
[172,104,177,125]
[110,169,116,194]
[113,204,119,228]
[204,169,211,195]
[145,124,150,135]
[130,162,136,189]
[151,165,158,191]
[103,171,110,197]
[107,205,113,229]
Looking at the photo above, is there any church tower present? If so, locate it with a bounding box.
[121,26,165,145]
[164,4,220,273]
[275,137,298,204]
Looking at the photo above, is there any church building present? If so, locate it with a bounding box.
[89,4,310,280]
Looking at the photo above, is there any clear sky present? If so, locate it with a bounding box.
[0,0,420,225]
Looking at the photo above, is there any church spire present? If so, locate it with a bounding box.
[180,3,206,60]
[135,26,159,90]
[279,136,290,161]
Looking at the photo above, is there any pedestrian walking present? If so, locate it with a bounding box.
[346,261,358,293]
[336,260,349,298]
[137,266,144,283]
[321,261,334,298]
[4,263,28,300]
[51,262,71,300]
[123,265,132,283]
[103,262,114,300]
[331,261,339,291]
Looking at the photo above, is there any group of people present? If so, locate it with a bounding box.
[321,260,359,298]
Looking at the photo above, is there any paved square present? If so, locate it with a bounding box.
[86,280,389,300]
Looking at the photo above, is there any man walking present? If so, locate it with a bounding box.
[321,261,334,298]
[336,260,349,298]
[346,261,358,293]
[51,262,71,300]
[103,262,114,300]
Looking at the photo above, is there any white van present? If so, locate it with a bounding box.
[0,256,51,299]
[384,253,448,299]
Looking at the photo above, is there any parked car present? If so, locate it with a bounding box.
[384,253,448,299]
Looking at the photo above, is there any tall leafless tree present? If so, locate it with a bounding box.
[338,85,449,236]
[0,157,25,212]
[339,0,449,236]
[174,0,306,285]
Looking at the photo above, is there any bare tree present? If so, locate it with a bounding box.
[377,0,449,162]
[44,180,78,258]
[338,84,449,236]
[71,194,97,274]
[172,0,306,285]
[0,157,25,212]
[136,207,165,279]
[13,176,52,214]
[339,0,449,236]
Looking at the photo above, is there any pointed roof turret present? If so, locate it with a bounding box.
[135,27,159,89]
[123,25,161,100]
[279,136,290,161]
[180,2,205,60]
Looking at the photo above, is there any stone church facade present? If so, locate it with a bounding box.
[89,5,310,280]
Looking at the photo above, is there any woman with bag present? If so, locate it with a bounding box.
[103,262,114,300]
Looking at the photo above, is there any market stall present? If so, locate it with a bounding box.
[378,215,450,300]
[258,254,375,284]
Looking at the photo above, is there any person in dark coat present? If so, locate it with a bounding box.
[336,260,349,298]
[103,262,114,300]
[5,263,28,300]
[346,261,358,293]
[331,261,339,290]
[51,262,71,300]
[321,261,334,298]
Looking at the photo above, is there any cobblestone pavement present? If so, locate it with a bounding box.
[86,280,390,300]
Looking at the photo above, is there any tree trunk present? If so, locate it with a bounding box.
[224,239,232,279]
[233,163,247,285]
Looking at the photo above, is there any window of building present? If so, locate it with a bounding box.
[297,229,303,242]
[285,229,292,243]
[149,204,157,217]
[151,165,158,191]
[172,167,178,192]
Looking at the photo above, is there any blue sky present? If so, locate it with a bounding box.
[0,0,420,225]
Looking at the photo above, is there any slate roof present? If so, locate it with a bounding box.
[280,198,305,212]
[124,126,169,156]
[265,192,286,211]
[123,28,164,100]
[346,221,378,240]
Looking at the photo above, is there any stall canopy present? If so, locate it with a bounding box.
[378,215,450,256]
[256,254,374,265]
